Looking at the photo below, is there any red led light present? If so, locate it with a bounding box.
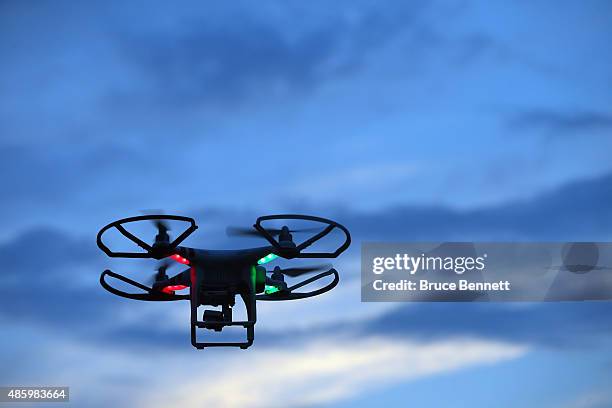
[169,254,190,265]
[162,285,188,294]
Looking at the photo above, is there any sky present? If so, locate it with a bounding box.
[1,1,612,407]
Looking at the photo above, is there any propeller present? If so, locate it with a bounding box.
[146,260,171,286]
[226,225,321,238]
[139,210,172,245]
[269,264,331,277]
[154,219,171,240]
[153,219,170,231]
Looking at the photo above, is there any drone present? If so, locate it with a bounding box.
[96,214,350,349]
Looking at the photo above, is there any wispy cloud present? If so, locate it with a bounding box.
[118,2,429,107]
[289,162,418,201]
[143,336,527,408]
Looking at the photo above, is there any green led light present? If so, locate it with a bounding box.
[251,265,257,291]
[265,285,280,295]
[257,253,278,265]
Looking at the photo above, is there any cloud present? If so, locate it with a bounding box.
[0,142,150,216]
[356,302,612,349]
[142,336,527,408]
[0,225,163,337]
[0,226,97,274]
[339,170,612,241]
[289,162,418,199]
[117,2,429,107]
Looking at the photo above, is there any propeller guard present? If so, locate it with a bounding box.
[97,214,198,258]
[100,269,188,301]
[254,214,351,258]
[257,267,339,301]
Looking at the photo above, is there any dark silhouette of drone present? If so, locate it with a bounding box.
[97,214,350,349]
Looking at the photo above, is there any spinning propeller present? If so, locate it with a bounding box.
[269,264,331,277]
[146,260,170,286]
[264,264,331,295]
[153,219,170,243]
[226,225,321,238]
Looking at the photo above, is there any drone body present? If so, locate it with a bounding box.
[97,214,350,349]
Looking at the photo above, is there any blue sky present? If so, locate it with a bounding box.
[1,1,612,407]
